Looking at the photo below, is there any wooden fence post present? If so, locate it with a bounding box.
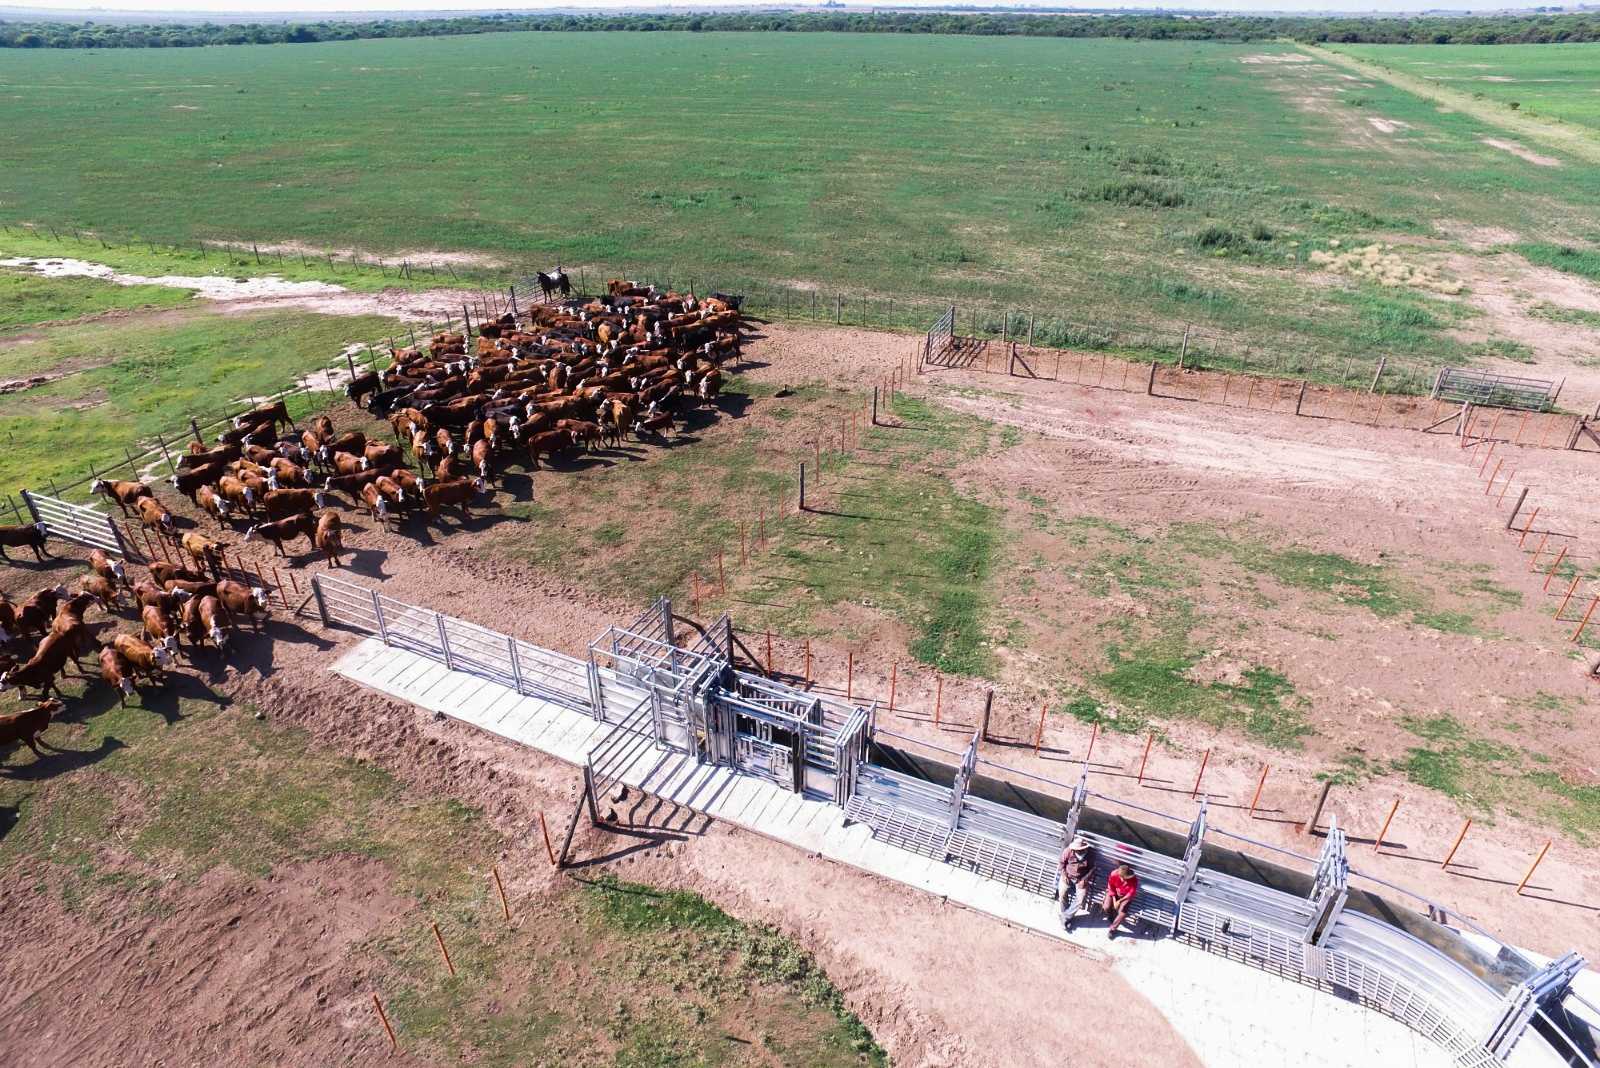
[1190,748,1211,799]
[372,994,398,1052]
[1136,732,1155,784]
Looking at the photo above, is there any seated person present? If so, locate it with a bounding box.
[1057,835,1097,929]
[1102,863,1139,940]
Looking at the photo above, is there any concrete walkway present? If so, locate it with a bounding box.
[335,637,1458,1068]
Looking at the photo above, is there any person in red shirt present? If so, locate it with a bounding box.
[1102,863,1139,940]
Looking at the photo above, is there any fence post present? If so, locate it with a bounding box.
[1146,360,1158,396]
[1178,324,1190,369]
[798,461,806,512]
[371,590,388,643]
[979,689,994,743]
[437,613,453,670]
[1369,356,1387,393]
[508,636,523,694]
[310,575,330,626]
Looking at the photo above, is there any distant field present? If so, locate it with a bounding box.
[3,33,1600,370]
[1332,42,1600,133]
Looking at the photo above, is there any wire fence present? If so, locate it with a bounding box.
[3,220,1457,400]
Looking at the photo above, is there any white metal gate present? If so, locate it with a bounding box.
[20,489,131,558]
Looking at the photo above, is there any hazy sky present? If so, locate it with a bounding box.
[5,0,1563,15]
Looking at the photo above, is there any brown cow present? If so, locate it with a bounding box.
[327,450,365,477]
[132,581,187,613]
[1,636,72,699]
[77,573,122,613]
[216,475,255,518]
[525,429,574,469]
[184,595,230,653]
[89,547,130,589]
[314,512,344,568]
[555,419,603,452]
[170,461,227,501]
[360,482,391,529]
[318,431,366,465]
[12,585,70,640]
[148,561,204,587]
[0,522,48,563]
[178,442,241,470]
[136,495,175,535]
[244,513,315,557]
[215,579,270,630]
[180,532,225,574]
[113,633,173,680]
[196,484,233,527]
[99,645,137,707]
[262,487,326,520]
[422,477,488,520]
[268,457,308,488]
[470,438,495,483]
[141,602,181,654]
[0,700,61,759]
[91,479,154,516]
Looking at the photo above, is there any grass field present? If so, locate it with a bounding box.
[0,694,882,1064]
[4,33,1600,370]
[1332,43,1600,133]
[0,277,398,496]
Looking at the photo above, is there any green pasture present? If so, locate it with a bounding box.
[1332,43,1600,133]
[3,33,1600,368]
[0,298,399,496]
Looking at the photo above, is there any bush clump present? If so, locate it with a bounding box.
[1094,178,1186,208]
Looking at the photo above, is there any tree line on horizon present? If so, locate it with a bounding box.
[2,10,1599,50]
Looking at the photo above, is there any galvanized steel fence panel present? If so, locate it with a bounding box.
[19,489,129,557]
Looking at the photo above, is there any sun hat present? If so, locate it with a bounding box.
[1068,835,1090,851]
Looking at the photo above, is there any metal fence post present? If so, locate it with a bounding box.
[437,613,453,670]
[311,576,330,627]
[371,590,389,644]
[508,636,523,694]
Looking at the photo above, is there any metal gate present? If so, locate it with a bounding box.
[309,574,592,712]
[924,304,955,363]
[20,489,131,558]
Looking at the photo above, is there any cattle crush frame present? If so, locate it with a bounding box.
[311,574,1594,1068]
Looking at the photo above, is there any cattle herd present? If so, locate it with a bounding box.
[0,280,747,756]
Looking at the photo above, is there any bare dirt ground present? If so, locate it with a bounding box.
[3,321,1599,1066]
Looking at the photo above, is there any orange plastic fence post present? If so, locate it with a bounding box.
[1517,507,1540,548]
[1136,732,1155,784]
[1190,748,1211,800]
[1440,818,1473,870]
[1528,532,1550,571]
[888,661,897,711]
[1486,409,1503,441]
[432,922,456,977]
[1514,411,1530,444]
[1033,703,1047,754]
[372,993,398,1052]
[1478,441,1497,476]
[539,811,557,867]
[1496,471,1516,506]
[1248,764,1270,817]
[1543,546,1568,592]
[1555,576,1581,620]
[1085,722,1099,766]
[1484,458,1503,495]
[1373,797,1401,853]
[846,651,853,701]
[1570,595,1600,642]
[1516,841,1552,895]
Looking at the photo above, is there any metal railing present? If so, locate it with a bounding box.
[310,573,591,713]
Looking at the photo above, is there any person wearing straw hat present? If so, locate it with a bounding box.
[1058,834,1097,931]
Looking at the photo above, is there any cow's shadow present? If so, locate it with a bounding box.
[0,553,78,575]
[0,803,16,842]
[338,547,392,580]
[0,735,127,782]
